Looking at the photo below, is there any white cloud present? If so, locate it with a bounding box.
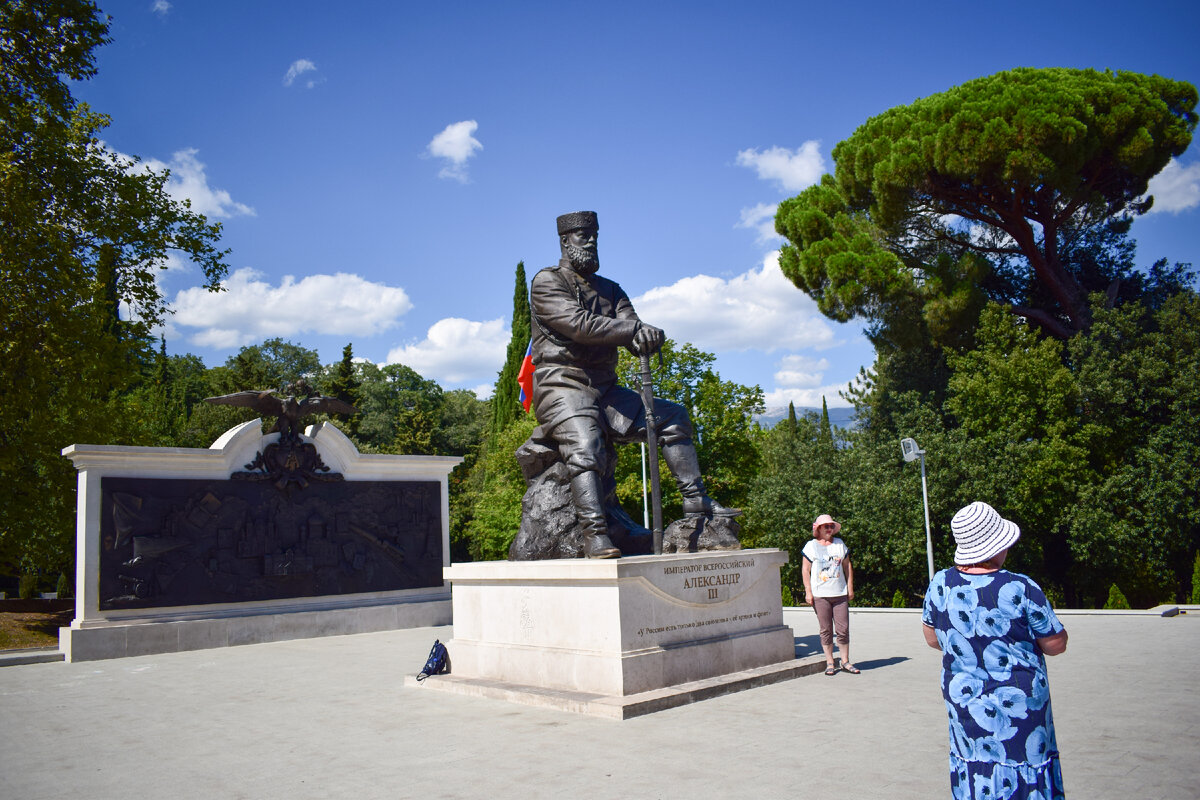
[736,202,782,244]
[631,251,836,354]
[384,317,507,385]
[757,354,852,410]
[161,250,193,276]
[762,384,852,410]
[427,120,483,183]
[736,141,825,192]
[283,59,319,88]
[139,148,255,218]
[150,1,171,16]
[171,269,412,348]
[1146,158,1200,214]
[773,353,830,388]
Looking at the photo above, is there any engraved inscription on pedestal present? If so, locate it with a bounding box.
[100,477,443,610]
[655,555,758,603]
[634,555,773,639]
[634,609,774,640]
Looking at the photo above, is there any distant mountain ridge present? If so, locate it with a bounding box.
[754,405,858,430]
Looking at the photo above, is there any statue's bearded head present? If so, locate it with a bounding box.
[556,211,600,275]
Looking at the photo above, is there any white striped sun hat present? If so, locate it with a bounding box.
[951,501,1020,565]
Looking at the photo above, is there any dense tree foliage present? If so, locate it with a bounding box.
[747,404,845,604]
[750,293,1200,609]
[0,1,229,578]
[613,341,764,521]
[776,68,1197,342]
[464,415,536,561]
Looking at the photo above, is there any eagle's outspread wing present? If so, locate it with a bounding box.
[299,396,358,416]
[204,390,284,416]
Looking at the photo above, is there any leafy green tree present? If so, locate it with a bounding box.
[1191,553,1200,605]
[55,571,71,599]
[448,450,483,563]
[436,389,488,457]
[1065,290,1200,605]
[1104,584,1132,610]
[747,407,844,599]
[614,340,763,519]
[0,0,228,576]
[348,361,396,450]
[324,359,480,457]
[843,339,953,437]
[941,305,1101,596]
[177,400,256,449]
[466,415,536,560]
[433,387,489,560]
[213,338,321,394]
[384,364,443,455]
[121,340,216,446]
[776,68,1197,341]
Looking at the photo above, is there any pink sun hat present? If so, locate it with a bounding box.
[812,514,842,534]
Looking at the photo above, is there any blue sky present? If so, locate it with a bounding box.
[77,0,1200,410]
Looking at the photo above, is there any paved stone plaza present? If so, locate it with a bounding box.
[1,608,1196,799]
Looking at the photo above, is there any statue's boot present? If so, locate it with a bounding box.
[661,441,743,518]
[571,471,622,558]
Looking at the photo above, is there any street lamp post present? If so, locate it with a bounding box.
[901,437,935,581]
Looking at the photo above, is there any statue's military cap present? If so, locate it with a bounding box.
[556,211,598,235]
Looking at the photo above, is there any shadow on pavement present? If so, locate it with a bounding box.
[852,656,910,671]
[793,634,822,657]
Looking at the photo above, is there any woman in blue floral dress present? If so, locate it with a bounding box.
[922,502,1069,800]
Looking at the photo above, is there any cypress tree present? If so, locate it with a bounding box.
[326,343,362,437]
[489,261,531,441]
[819,396,833,443]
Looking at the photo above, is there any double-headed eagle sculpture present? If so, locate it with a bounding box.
[205,379,357,443]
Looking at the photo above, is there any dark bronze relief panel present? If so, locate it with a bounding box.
[99,478,443,610]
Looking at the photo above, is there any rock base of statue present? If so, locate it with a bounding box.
[509,437,739,559]
[662,515,741,553]
[405,549,822,719]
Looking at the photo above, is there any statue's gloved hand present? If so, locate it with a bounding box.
[632,323,665,355]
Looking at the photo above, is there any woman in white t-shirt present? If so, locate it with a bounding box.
[801,513,858,675]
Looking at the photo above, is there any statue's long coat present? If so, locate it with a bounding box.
[528,260,646,438]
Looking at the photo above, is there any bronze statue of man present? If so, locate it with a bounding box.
[528,210,738,558]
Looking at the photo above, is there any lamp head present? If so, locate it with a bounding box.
[901,437,923,462]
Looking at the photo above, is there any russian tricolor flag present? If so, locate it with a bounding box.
[517,339,534,413]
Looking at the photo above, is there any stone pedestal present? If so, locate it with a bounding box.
[414,549,814,717]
